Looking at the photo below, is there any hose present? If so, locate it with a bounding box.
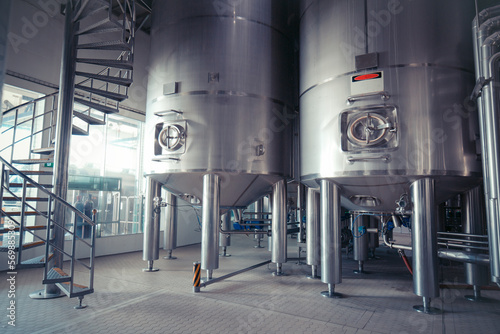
[398,249,413,275]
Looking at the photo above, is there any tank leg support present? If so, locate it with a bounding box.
[465,285,485,302]
[143,260,159,272]
[413,297,441,314]
[353,261,367,274]
[321,284,342,298]
[163,249,177,260]
[271,179,287,276]
[307,265,321,279]
[411,178,440,314]
[320,180,343,297]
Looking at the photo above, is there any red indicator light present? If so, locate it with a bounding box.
[354,73,381,81]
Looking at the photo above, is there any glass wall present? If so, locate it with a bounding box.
[68,111,144,238]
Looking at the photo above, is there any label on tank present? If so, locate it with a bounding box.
[350,71,384,96]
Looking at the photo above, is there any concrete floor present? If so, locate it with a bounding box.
[1,232,500,334]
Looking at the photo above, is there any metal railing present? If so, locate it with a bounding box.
[1,155,96,295]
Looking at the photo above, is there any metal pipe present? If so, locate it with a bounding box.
[142,177,162,272]
[437,237,489,246]
[411,178,439,301]
[271,179,287,273]
[306,188,320,271]
[219,229,269,235]
[320,180,342,287]
[437,242,489,251]
[463,187,489,299]
[201,174,220,272]
[478,19,500,285]
[353,215,369,263]
[220,212,231,247]
[163,191,177,259]
[438,249,490,266]
[437,231,489,239]
[383,231,412,251]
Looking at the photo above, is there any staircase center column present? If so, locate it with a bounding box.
[36,0,77,299]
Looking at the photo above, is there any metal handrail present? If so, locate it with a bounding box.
[0,156,94,226]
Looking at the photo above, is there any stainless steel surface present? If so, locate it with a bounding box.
[300,0,481,212]
[473,4,500,285]
[383,231,412,251]
[368,216,379,251]
[306,188,320,266]
[437,249,489,266]
[144,0,296,207]
[353,215,369,262]
[220,212,231,247]
[163,191,177,252]
[201,174,220,271]
[462,187,489,285]
[143,177,162,262]
[411,178,439,298]
[271,179,287,264]
[320,180,341,285]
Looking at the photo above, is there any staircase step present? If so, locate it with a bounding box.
[9,170,53,176]
[74,0,109,22]
[2,197,48,203]
[31,147,55,155]
[73,111,106,125]
[0,225,47,233]
[72,125,89,136]
[76,18,122,35]
[17,253,53,269]
[57,282,93,298]
[4,211,48,217]
[76,58,133,70]
[23,240,45,249]
[9,183,53,188]
[75,84,128,102]
[74,97,119,114]
[11,158,53,165]
[0,240,45,252]
[77,40,131,51]
[75,71,132,87]
[43,267,72,284]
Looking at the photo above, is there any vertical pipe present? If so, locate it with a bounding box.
[271,179,287,275]
[306,188,320,279]
[142,176,161,272]
[411,178,440,314]
[201,174,220,274]
[463,187,489,300]
[353,215,369,274]
[254,198,264,248]
[163,191,177,260]
[320,180,342,298]
[220,212,231,257]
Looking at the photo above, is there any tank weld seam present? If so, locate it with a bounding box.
[161,89,294,109]
[158,15,293,42]
[300,63,474,98]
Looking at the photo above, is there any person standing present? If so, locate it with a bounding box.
[83,194,95,238]
[74,195,84,238]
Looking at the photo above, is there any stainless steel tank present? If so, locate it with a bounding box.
[144,0,297,208]
[300,0,482,212]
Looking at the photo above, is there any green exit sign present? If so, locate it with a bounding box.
[44,162,54,168]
